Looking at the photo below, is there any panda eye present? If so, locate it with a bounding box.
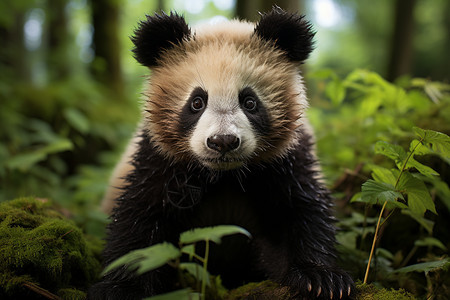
[191,96,205,112]
[243,96,257,111]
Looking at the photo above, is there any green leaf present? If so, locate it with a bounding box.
[397,172,437,215]
[417,174,450,211]
[413,127,450,158]
[409,139,431,156]
[374,141,407,170]
[326,77,346,105]
[143,289,194,300]
[180,225,251,245]
[369,165,397,185]
[349,192,362,203]
[64,107,90,134]
[309,68,336,80]
[394,258,450,274]
[361,180,406,209]
[414,237,447,251]
[6,139,73,171]
[406,156,439,178]
[357,95,382,118]
[180,263,211,286]
[40,139,73,155]
[6,151,47,171]
[102,243,181,276]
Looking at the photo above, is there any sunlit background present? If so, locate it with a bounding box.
[1,0,449,207]
[12,0,450,88]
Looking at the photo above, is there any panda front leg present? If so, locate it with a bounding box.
[275,208,355,300]
[282,261,355,299]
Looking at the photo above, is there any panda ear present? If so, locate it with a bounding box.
[254,6,315,62]
[131,12,191,67]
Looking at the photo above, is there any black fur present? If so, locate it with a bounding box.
[131,12,191,67]
[88,127,354,299]
[254,6,315,62]
[239,87,271,136]
[179,87,208,135]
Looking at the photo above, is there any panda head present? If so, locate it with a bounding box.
[132,7,315,170]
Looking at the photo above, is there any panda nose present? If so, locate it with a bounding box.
[207,134,240,154]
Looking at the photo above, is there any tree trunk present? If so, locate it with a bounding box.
[387,0,416,81]
[441,1,450,81]
[0,3,29,83]
[47,0,70,80]
[91,0,123,96]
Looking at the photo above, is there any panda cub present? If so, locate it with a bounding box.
[90,7,354,300]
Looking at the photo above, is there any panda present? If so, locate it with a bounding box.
[90,7,354,300]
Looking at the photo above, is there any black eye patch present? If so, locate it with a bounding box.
[179,87,208,135]
[239,87,271,135]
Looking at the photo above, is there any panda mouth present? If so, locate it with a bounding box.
[200,157,245,170]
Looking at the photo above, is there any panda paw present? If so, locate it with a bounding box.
[283,265,355,299]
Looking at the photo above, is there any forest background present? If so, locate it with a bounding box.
[1,0,449,299]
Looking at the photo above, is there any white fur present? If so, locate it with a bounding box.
[189,93,257,170]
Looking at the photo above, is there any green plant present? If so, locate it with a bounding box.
[351,127,449,288]
[102,225,251,300]
[308,69,450,298]
[307,69,450,184]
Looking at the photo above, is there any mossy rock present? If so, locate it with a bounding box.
[225,280,416,299]
[225,280,291,299]
[355,281,416,300]
[0,197,103,299]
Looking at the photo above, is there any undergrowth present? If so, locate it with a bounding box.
[0,197,102,299]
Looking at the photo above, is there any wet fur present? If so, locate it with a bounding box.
[90,7,354,300]
[90,127,353,299]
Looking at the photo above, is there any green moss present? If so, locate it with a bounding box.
[226,281,291,300]
[57,288,87,300]
[355,281,416,300]
[225,280,416,300]
[0,197,102,299]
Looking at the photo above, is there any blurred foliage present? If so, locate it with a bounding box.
[0,74,138,236]
[307,69,450,299]
[308,69,450,184]
[309,0,450,80]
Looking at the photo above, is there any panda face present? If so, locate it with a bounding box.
[142,20,309,169]
[181,86,268,170]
